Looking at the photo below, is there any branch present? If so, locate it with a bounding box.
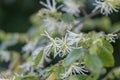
[75,10,100,27]
[79,6,88,16]
[102,69,113,80]
[102,67,120,80]
[113,29,120,34]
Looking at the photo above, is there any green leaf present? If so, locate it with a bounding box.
[65,49,84,66]
[102,40,113,54]
[76,75,88,80]
[98,50,114,67]
[67,75,78,80]
[54,65,65,80]
[86,74,99,80]
[61,13,74,23]
[67,75,88,80]
[34,50,44,68]
[85,54,103,74]
[98,40,114,67]
[22,75,39,80]
[15,77,22,80]
[89,38,102,55]
[97,17,111,31]
[49,73,56,80]
[89,45,98,55]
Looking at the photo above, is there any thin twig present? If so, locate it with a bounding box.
[102,69,113,80]
[75,10,100,27]
[113,29,120,34]
[102,67,120,80]
[79,6,88,16]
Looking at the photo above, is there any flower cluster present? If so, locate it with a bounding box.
[67,31,90,47]
[41,16,72,33]
[38,0,73,33]
[0,51,10,62]
[0,71,16,80]
[40,0,62,13]
[19,61,34,73]
[41,31,88,58]
[106,33,118,43]
[1,0,119,80]
[22,40,38,55]
[93,0,118,16]
[62,0,81,16]
[61,62,88,79]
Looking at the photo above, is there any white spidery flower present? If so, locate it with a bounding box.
[106,34,118,43]
[0,71,16,80]
[0,77,15,80]
[42,16,57,33]
[0,51,10,62]
[14,73,24,78]
[42,31,60,58]
[93,0,118,16]
[55,33,75,57]
[22,40,37,55]
[61,62,88,79]
[62,0,81,16]
[67,31,89,48]
[42,16,73,33]
[40,0,73,33]
[42,31,84,58]
[40,0,63,13]
[19,61,34,73]
[57,21,73,34]
[93,38,102,44]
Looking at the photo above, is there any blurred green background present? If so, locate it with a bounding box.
[0,0,120,33]
[0,0,41,70]
[0,0,40,32]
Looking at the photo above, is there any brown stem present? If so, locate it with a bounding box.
[75,10,100,27]
[102,70,113,80]
[113,29,120,34]
[102,67,120,80]
[79,6,88,16]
